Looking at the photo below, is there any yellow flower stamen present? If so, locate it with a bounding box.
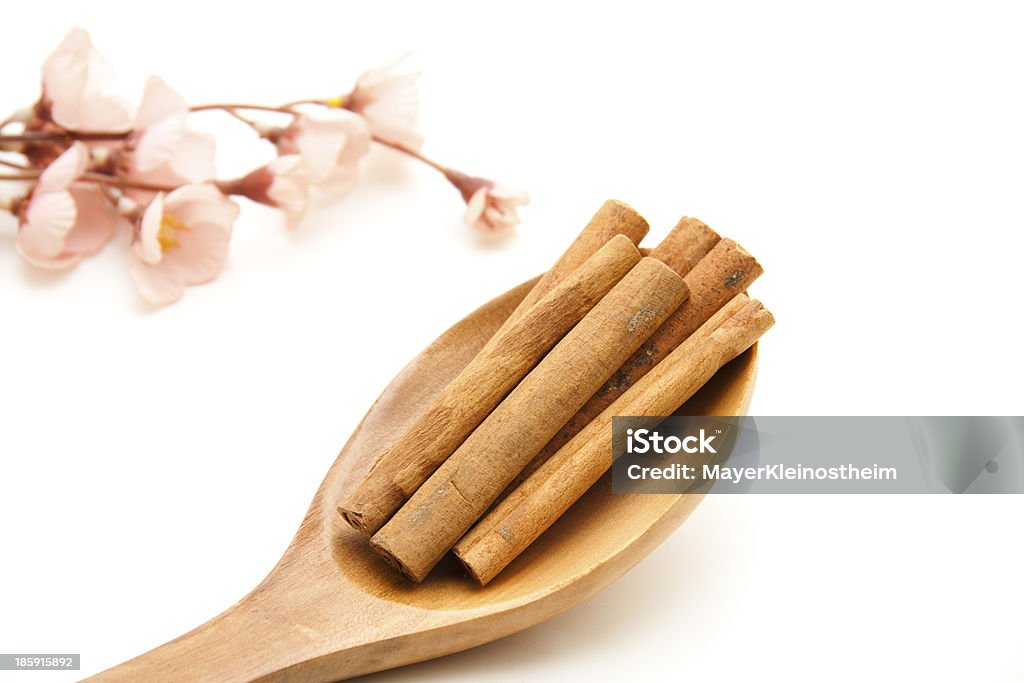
[325,95,346,108]
[157,213,190,252]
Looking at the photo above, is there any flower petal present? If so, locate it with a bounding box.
[63,186,126,255]
[59,95,132,133]
[129,77,215,185]
[135,193,166,265]
[133,113,185,174]
[490,185,531,205]
[278,112,369,186]
[464,186,488,225]
[42,29,131,132]
[285,117,348,182]
[37,142,88,193]
[363,96,422,150]
[42,29,96,101]
[165,221,231,285]
[135,76,187,130]
[355,52,416,90]
[20,190,77,258]
[16,245,83,270]
[266,156,309,228]
[168,184,239,227]
[129,252,185,306]
[350,55,422,150]
[170,129,216,183]
[336,112,371,164]
[484,205,517,231]
[42,29,111,104]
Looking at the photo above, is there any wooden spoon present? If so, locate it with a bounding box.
[86,277,759,682]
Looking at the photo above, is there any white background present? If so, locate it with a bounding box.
[2,1,1022,681]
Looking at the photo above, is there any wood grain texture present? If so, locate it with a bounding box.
[84,276,760,683]
[338,235,641,536]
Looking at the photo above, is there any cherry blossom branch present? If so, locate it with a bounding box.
[367,135,528,228]
[191,100,503,200]
[0,131,130,143]
[189,101,467,187]
[3,28,528,307]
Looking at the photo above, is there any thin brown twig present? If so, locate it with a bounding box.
[189,103,296,116]
[279,97,330,109]
[0,157,31,170]
[371,136,447,174]
[80,173,177,193]
[0,167,179,194]
[221,108,259,128]
[0,130,130,143]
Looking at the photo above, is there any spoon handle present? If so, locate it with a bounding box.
[82,570,390,683]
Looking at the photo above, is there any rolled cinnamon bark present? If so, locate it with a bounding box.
[455,296,774,585]
[370,257,690,581]
[454,292,754,558]
[652,216,721,277]
[485,199,649,346]
[338,235,643,535]
[503,237,762,492]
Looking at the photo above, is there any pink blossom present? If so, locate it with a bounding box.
[233,155,310,228]
[346,55,422,150]
[16,142,126,269]
[124,76,216,187]
[274,112,369,196]
[129,184,238,306]
[464,184,530,235]
[40,28,132,133]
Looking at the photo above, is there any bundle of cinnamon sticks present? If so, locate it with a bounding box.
[338,200,773,584]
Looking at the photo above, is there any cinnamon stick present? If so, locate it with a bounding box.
[454,296,774,585]
[369,257,690,581]
[338,235,643,535]
[503,236,762,492]
[485,199,649,347]
[652,216,721,276]
[454,292,753,558]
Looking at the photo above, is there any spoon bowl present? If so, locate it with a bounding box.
[87,277,758,682]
